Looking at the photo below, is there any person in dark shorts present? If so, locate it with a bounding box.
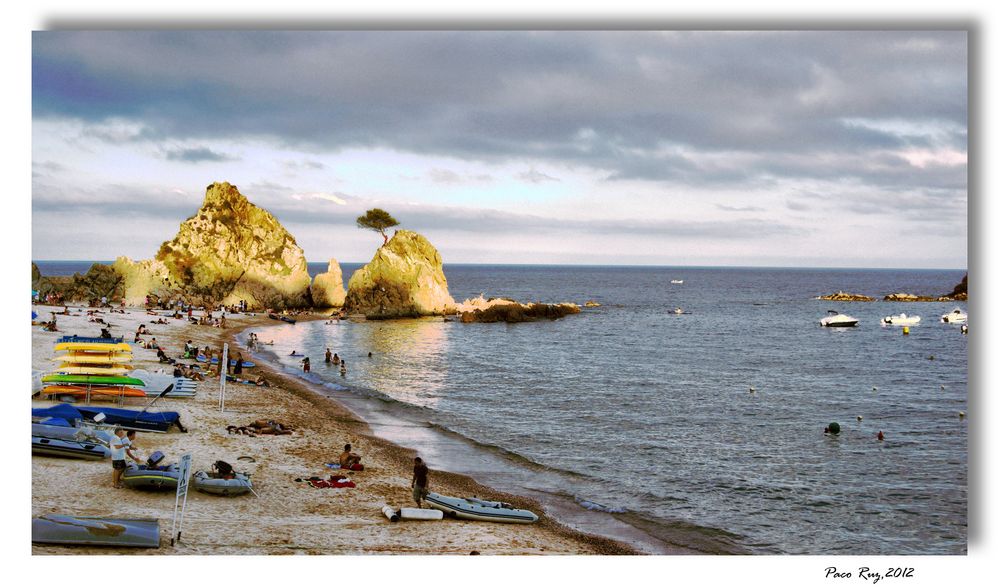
[411,457,430,507]
[111,428,139,488]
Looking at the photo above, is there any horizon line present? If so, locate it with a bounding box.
[31,259,968,272]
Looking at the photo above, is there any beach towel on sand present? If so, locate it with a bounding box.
[301,475,356,489]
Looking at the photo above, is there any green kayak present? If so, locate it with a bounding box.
[41,374,146,386]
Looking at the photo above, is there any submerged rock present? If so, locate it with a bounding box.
[116,182,312,309]
[459,301,581,323]
[344,230,456,318]
[818,291,875,302]
[311,258,347,308]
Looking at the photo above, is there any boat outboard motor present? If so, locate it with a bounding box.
[146,451,166,469]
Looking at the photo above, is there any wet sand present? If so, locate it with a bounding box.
[30,304,639,555]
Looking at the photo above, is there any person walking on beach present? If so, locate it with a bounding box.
[412,457,430,507]
[111,428,139,489]
[234,353,244,376]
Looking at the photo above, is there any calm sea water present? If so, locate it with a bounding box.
[37,261,968,554]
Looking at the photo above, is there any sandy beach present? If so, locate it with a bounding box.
[30,304,638,555]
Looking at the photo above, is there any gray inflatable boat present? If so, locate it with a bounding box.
[192,471,253,496]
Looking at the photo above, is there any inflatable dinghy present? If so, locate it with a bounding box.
[424,492,538,524]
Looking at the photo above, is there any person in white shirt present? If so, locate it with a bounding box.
[111,429,139,489]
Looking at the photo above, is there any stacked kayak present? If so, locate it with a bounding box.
[192,471,253,496]
[424,492,539,524]
[131,370,198,397]
[41,341,145,400]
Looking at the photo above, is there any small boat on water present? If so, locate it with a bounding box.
[819,310,859,327]
[192,470,254,496]
[424,492,539,524]
[880,313,921,326]
[668,308,688,315]
[670,279,683,284]
[940,308,968,323]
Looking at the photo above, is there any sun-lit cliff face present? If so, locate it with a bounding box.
[115,181,312,309]
[344,230,456,318]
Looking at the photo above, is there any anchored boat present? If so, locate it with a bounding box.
[880,313,921,326]
[819,310,859,327]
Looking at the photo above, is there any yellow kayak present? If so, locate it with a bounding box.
[54,342,132,353]
[55,354,134,365]
[55,365,131,376]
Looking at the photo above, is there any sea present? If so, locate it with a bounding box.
[34,261,969,555]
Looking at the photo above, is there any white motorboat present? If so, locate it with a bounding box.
[880,313,920,326]
[819,310,859,327]
[940,308,967,323]
[670,279,683,284]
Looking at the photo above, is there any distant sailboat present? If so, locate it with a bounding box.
[670,279,683,285]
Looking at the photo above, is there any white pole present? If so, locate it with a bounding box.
[171,453,192,546]
[219,343,229,413]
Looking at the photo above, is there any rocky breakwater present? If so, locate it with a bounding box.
[882,274,968,302]
[344,230,456,318]
[115,181,312,309]
[818,291,875,302]
[456,295,580,323]
[311,258,347,308]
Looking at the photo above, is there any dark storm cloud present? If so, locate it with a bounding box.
[32,31,966,191]
[163,147,237,163]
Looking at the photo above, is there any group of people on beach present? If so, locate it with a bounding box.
[335,443,431,507]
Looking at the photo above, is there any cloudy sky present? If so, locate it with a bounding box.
[31,31,967,268]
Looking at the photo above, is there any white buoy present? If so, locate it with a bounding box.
[382,506,400,522]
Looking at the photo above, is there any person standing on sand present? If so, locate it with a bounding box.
[234,353,244,376]
[111,428,139,488]
[412,457,430,507]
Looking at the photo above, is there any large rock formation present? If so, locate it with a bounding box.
[116,182,312,309]
[344,230,455,318]
[945,274,968,300]
[311,258,347,308]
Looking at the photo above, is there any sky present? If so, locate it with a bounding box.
[31,30,968,268]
